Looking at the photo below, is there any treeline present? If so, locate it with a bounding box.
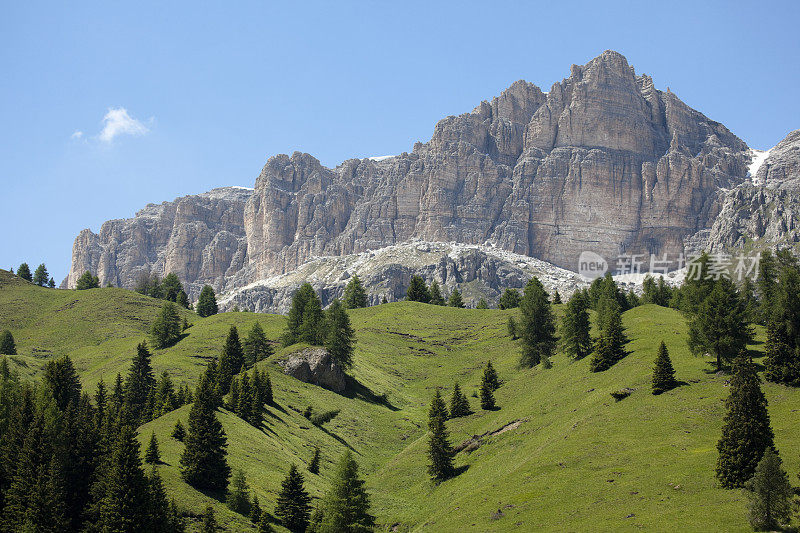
[9,262,55,287]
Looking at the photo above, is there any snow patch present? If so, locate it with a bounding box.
[748,148,772,184]
[229,186,254,190]
[367,155,396,161]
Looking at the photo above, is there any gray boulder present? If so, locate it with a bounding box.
[282,347,346,393]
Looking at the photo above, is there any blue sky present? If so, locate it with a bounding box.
[1,0,799,282]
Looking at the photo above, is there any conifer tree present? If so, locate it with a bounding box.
[757,249,778,323]
[448,289,464,308]
[161,273,184,302]
[746,448,792,531]
[111,373,125,406]
[227,469,252,516]
[716,354,775,488]
[284,283,316,345]
[763,264,800,386]
[176,289,190,309]
[507,316,518,340]
[427,394,455,481]
[197,285,218,317]
[1,330,17,355]
[314,451,375,533]
[97,425,151,531]
[479,376,495,410]
[76,271,100,290]
[243,322,273,367]
[448,382,470,418]
[145,464,171,530]
[153,371,177,417]
[308,447,321,474]
[381,295,388,305]
[672,251,714,313]
[258,515,275,533]
[325,298,355,370]
[589,298,627,372]
[44,355,82,410]
[218,326,244,395]
[552,290,562,304]
[275,464,312,533]
[519,277,557,367]
[145,433,160,464]
[688,277,753,371]
[476,298,489,309]
[651,341,677,394]
[560,291,591,360]
[172,419,186,441]
[16,262,32,281]
[94,378,108,421]
[498,288,521,309]
[32,263,48,286]
[201,504,217,533]
[180,376,230,490]
[124,342,157,424]
[406,275,431,303]
[482,361,500,391]
[47,277,55,288]
[429,280,445,305]
[299,289,325,345]
[149,302,182,349]
[250,493,262,524]
[343,274,368,309]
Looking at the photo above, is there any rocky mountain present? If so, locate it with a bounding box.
[65,50,790,310]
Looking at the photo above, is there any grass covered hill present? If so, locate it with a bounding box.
[1,268,798,531]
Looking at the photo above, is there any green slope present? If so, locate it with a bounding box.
[2,269,798,532]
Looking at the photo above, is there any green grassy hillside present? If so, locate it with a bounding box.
[1,269,798,532]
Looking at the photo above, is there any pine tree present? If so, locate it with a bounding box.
[43,355,81,410]
[314,451,375,533]
[124,342,157,424]
[590,298,628,372]
[308,447,321,474]
[519,277,557,367]
[716,354,775,488]
[552,290,562,304]
[651,341,677,394]
[218,326,244,395]
[171,419,186,441]
[258,515,275,533]
[76,271,100,290]
[325,298,355,370]
[176,289,190,309]
[448,289,464,308]
[161,272,184,302]
[197,285,218,317]
[145,433,160,464]
[427,394,455,481]
[483,361,500,391]
[298,289,325,345]
[507,316,518,340]
[406,275,431,303]
[153,371,177,417]
[757,249,779,323]
[180,376,230,490]
[498,288,521,309]
[688,277,753,371]
[227,469,252,516]
[746,448,793,531]
[284,283,316,345]
[672,251,715,313]
[1,330,17,355]
[97,424,151,531]
[448,383,470,418]
[94,378,108,421]
[149,302,182,349]
[250,493,262,524]
[275,464,312,533]
[243,322,273,367]
[32,263,48,286]
[560,291,591,360]
[476,298,489,309]
[16,262,32,281]
[763,264,800,386]
[47,277,55,288]
[429,280,445,305]
[201,504,217,533]
[479,376,496,410]
[343,274,368,309]
[145,464,171,531]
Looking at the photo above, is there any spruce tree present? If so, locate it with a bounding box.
[176,289,190,309]
[448,382,470,418]
[763,264,800,386]
[16,262,32,281]
[308,447,321,474]
[124,342,157,424]
[250,493,262,524]
[43,355,82,410]
[275,464,312,533]
[552,290,562,304]
[145,433,160,464]
[32,263,48,286]
[757,249,778,323]
[145,464,171,531]
[716,354,775,488]
[427,394,455,481]
[48,277,55,288]
[314,451,375,533]
[1,330,17,355]
[284,283,316,345]
[519,277,557,367]
[201,504,217,533]
[197,285,218,317]
[428,389,448,429]
[589,298,627,372]
[507,316,518,340]
[476,298,489,309]
[298,289,325,345]
[325,298,355,370]
[171,419,186,441]
[76,271,100,290]
[161,272,184,302]
[226,469,252,516]
[479,376,496,410]
[498,288,521,309]
[651,341,677,394]
[429,280,445,305]
[448,289,465,308]
[180,376,230,490]
[218,326,244,394]
[149,302,182,349]
[560,291,591,360]
[258,515,275,533]
[243,322,273,367]
[406,275,431,303]
[483,361,500,391]
[97,424,151,531]
[688,277,753,371]
[342,274,368,309]
[746,448,793,531]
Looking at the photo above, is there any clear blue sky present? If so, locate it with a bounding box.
[2,0,798,282]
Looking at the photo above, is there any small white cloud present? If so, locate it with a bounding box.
[71,130,83,139]
[98,107,148,143]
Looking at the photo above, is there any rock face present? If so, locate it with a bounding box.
[282,347,346,393]
[66,50,771,310]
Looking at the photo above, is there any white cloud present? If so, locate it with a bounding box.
[98,107,149,143]
[71,130,83,139]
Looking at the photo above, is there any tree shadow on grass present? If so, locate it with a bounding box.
[342,376,399,411]
[316,424,357,453]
